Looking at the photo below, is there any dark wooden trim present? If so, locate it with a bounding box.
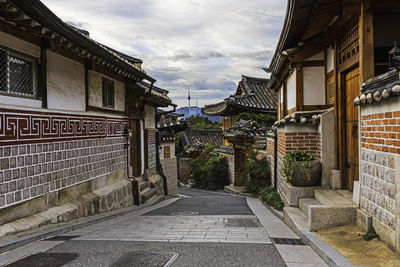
[91,64,125,83]
[85,60,90,111]
[87,105,126,116]
[359,0,374,83]
[283,81,287,118]
[301,60,325,67]
[296,67,304,111]
[303,105,330,111]
[0,20,41,46]
[39,40,49,108]
[48,41,86,64]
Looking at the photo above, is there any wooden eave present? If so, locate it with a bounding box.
[3,0,155,84]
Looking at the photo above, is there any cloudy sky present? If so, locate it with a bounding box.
[42,0,287,107]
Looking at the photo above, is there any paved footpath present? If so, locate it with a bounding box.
[0,188,328,266]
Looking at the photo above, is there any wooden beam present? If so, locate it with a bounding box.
[39,40,49,109]
[359,0,374,83]
[296,67,304,111]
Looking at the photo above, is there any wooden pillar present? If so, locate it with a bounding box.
[359,0,374,83]
[233,147,245,186]
[296,67,304,111]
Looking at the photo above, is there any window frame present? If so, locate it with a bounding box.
[101,76,115,109]
[0,45,38,99]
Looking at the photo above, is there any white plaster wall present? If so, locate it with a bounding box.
[305,51,324,61]
[88,70,125,112]
[0,31,40,58]
[160,142,176,160]
[287,71,296,110]
[0,95,42,109]
[47,51,85,111]
[303,66,326,106]
[144,104,156,129]
[327,47,334,73]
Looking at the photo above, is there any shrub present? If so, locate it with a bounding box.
[190,145,229,190]
[282,151,314,181]
[239,149,271,195]
[363,227,380,241]
[260,187,284,211]
[236,112,276,127]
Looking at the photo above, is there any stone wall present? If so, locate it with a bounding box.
[144,129,157,171]
[161,157,178,196]
[0,108,128,211]
[177,158,190,183]
[359,109,400,248]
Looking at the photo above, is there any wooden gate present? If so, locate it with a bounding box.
[344,68,360,191]
[130,119,141,177]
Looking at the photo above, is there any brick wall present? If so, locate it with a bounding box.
[161,157,178,195]
[360,111,400,232]
[0,109,128,209]
[177,158,190,183]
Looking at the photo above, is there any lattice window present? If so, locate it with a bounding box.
[102,77,115,108]
[0,47,37,98]
[338,24,359,71]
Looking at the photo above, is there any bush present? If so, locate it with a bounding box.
[239,150,271,195]
[260,187,284,211]
[190,145,229,190]
[236,112,276,127]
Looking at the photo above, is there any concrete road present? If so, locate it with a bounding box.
[0,188,328,267]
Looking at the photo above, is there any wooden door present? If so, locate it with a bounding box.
[344,68,360,191]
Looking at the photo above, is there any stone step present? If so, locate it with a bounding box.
[283,207,309,236]
[299,198,320,218]
[140,187,158,204]
[314,189,354,207]
[140,181,150,192]
[308,205,357,231]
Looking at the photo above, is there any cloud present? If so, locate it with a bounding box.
[42,0,286,107]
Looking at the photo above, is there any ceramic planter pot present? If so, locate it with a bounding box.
[285,159,321,187]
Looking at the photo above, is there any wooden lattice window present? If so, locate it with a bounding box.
[338,23,359,71]
[164,146,171,159]
[102,77,115,108]
[326,71,335,105]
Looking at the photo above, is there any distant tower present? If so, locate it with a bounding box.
[188,88,191,107]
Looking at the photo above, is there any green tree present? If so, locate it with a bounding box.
[236,112,276,127]
[186,116,222,130]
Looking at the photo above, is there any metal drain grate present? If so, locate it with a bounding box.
[272,237,305,245]
[111,251,179,267]
[44,235,80,241]
[5,252,79,267]
[223,218,261,228]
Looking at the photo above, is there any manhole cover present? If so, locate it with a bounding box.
[5,252,79,267]
[169,211,199,216]
[111,251,178,267]
[272,237,305,245]
[44,235,80,241]
[223,218,261,227]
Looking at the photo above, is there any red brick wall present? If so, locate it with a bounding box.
[267,139,275,158]
[278,132,321,159]
[361,111,400,154]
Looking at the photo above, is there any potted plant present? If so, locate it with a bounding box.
[281,152,321,186]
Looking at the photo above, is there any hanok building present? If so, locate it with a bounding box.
[203,75,277,146]
[202,75,277,186]
[0,0,175,236]
[265,0,400,251]
[157,110,188,196]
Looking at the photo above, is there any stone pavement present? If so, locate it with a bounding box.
[0,188,328,266]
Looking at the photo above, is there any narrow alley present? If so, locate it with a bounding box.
[0,189,328,266]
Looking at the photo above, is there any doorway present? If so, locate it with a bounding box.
[344,67,360,191]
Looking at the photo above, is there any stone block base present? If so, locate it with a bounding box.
[284,183,317,207]
[356,209,372,232]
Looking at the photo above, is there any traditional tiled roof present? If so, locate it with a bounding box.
[6,0,155,83]
[272,109,331,128]
[157,110,188,132]
[224,120,271,140]
[202,75,277,116]
[181,129,223,153]
[355,62,400,106]
[159,130,175,143]
[138,82,172,107]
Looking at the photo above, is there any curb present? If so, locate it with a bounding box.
[0,196,179,254]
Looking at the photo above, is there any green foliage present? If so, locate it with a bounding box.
[282,152,314,181]
[259,186,284,211]
[239,149,271,195]
[363,227,380,241]
[186,115,222,130]
[175,131,184,154]
[190,145,229,190]
[236,112,276,127]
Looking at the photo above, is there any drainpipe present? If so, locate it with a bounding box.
[273,128,278,189]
